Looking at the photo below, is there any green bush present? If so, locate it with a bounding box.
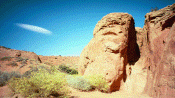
[66,75,92,91]
[0,56,13,61]
[8,69,69,97]
[85,74,109,92]
[59,65,78,75]
[0,71,21,86]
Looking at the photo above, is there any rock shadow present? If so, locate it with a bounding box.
[109,73,124,92]
[128,43,140,65]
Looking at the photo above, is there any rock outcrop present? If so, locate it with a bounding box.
[0,46,41,63]
[143,3,175,98]
[135,27,144,52]
[78,13,140,92]
[78,3,175,97]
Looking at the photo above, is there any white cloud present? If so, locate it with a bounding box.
[16,23,52,34]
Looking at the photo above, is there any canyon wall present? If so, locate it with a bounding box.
[143,3,175,98]
[78,3,175,97]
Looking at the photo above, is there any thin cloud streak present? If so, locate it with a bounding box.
[16,23,52,34]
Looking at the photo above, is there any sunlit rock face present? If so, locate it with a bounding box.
[78,13,139,92]
[0,46,41,63]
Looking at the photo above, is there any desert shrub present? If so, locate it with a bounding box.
[21,60,27,64]
[0,70,3,75]
[8,69,69,97]
[37,64,49,69]
[69,69,78,74]
[44,62,53,66]
[29,59,35,64]
[85,74,109,92]
[10,71,21,78]
[15,57,26,62]
[19,65,25,68]
[151,7,159,12]
[50,65,60,73]
[66,75,92,91]
[0,71,10,86]
[29,61,33,64]
[0,56,13,61]
[7,61,18,67]
[59,65,78,75]
[50,65,78,75]
[23,64,50,77]
[23,67,38,77]
[15,57,28,65]
[0,71,21,86]
[29,59,35,61]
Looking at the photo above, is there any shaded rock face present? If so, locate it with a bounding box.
[0,46,41,63]
[135,27,144,52]
[78,13,139,92]
[143,3,175,98]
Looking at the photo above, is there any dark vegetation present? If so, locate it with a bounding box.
[15,57,28,63]
[0,56,29,67]
[7,61,18,67]
[0,56,13,61]
[151,7,159,12]
[58,64,78,75]
[0,70,21,86]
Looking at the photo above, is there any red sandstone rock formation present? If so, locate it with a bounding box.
[78,13,139,92]
[0,46,41,62]
[78,3,175,96]
[143,3,175,98]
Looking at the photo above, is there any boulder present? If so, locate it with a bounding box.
[78,13,139,92]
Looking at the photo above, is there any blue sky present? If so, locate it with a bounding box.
[0,0,174,56]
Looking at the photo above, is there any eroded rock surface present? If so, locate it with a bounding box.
[78,13,139,92]
[143,3,175,98]
[0,46,41,62]
[78,4,175,96]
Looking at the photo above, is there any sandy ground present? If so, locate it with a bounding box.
[0,86,152,98]
[0,54,152,98]
[69,87,152,98]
